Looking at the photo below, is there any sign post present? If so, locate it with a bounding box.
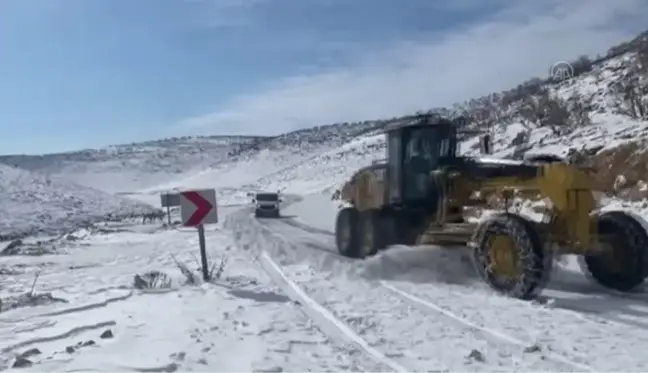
[197,224,208,281]
[160,192,181,225]
[179,189,218,281]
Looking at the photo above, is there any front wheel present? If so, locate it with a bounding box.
[470,213,552,300]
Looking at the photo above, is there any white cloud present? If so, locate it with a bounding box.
[175,0,648,136]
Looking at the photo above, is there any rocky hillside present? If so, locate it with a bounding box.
[453,30,648,200]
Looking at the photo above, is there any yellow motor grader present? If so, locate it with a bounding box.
[335,114,648,300]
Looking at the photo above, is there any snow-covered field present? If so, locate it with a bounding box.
[0,207,386,372]
[0,164,156,240]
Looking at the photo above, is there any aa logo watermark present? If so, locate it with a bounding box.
[549,61,574,82]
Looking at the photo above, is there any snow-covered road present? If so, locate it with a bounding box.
[242,217,585,372]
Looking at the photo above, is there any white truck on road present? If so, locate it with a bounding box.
[253,192,282,218]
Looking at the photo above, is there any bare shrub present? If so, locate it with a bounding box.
[132,270,173,289]
[171,252,229,285]
[516,89,590,135]
[611,79,648,119]
[2,273,67,312]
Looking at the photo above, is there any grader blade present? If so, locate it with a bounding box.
[418,223,475,245]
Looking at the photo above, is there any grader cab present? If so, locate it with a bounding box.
[335,114,648,300]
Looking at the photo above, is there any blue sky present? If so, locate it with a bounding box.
[1,0,647,154]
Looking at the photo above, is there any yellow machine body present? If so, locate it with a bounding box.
[340,159,598,253]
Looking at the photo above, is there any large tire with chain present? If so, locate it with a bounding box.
[470,213,552,300]
[580,210,648,292]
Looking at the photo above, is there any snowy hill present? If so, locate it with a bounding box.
[0,136,268,194]
[147,122,385,202]
[0,123,382,198]
[0,163,156,241]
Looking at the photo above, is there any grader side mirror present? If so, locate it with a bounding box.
[480,134,492,155]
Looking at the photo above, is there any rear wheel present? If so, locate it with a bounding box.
[470,213,551,300]
[336,207,387,258]
[358,210,384,257]
[580,211,648,292]
[336,207,361,258]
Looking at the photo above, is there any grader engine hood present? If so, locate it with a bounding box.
[474,157,525,165]
[458,157,539,180]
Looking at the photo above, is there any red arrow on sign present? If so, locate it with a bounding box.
[182,191,213,226]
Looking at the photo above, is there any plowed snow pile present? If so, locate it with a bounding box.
[0,164,155,239]
[282,193,480,286]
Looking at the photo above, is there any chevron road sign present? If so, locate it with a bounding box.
[180,189,218,227]
[179,189,218,281]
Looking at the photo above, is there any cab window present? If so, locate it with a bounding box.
[256,193,278,201]
[406,128,439,168]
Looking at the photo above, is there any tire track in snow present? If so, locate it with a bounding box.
[383,280,648,371]
[279,217,335,236]
[226,212,402,371]
[255,218,354,264]
[1,321,117,354]
[266,219,596,372]
[258,251,409,373]
[258,246,579,372]
[380,282,593,372]
[227,212,581,372]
